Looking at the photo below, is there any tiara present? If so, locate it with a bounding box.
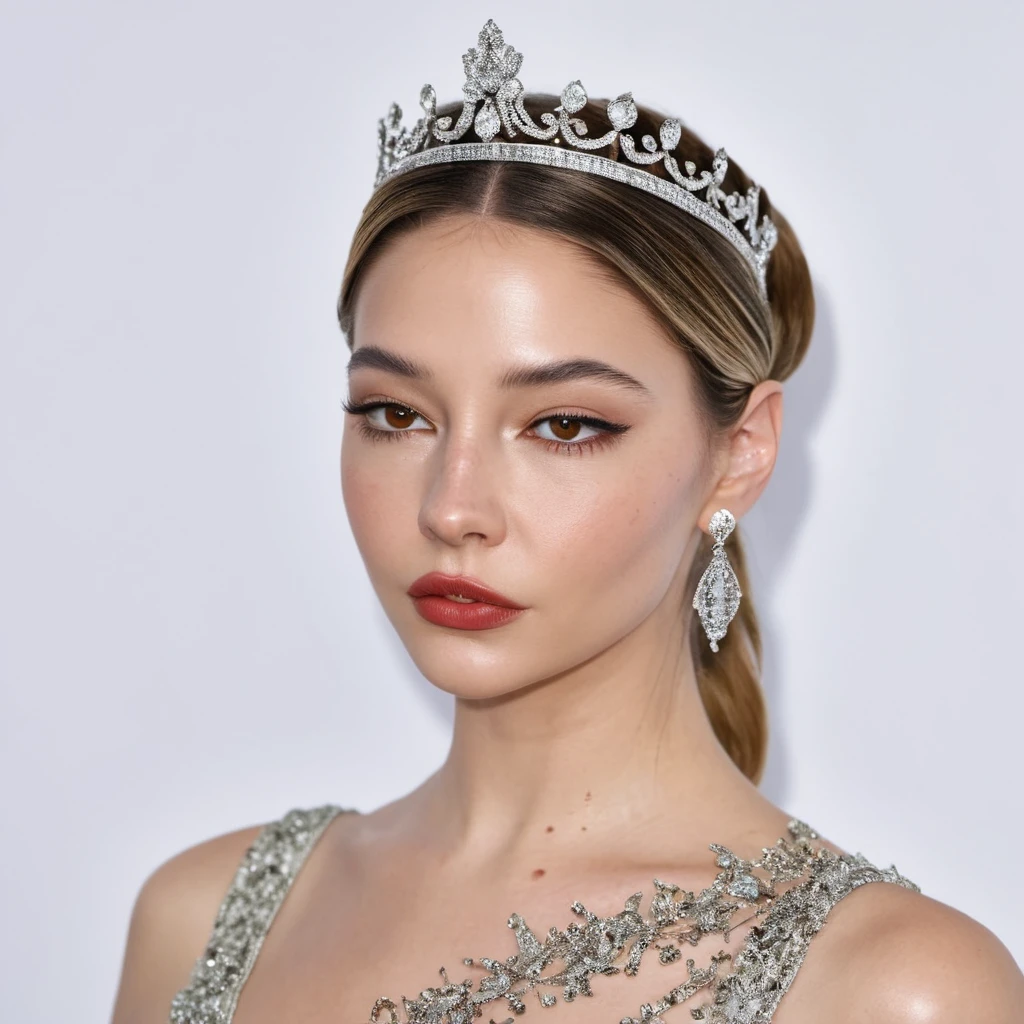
[373,18,778,304]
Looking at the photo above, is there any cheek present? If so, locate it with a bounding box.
[523,456,697,610]
[340,435,406,566]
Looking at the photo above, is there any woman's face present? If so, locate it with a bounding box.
[341,213,718,700]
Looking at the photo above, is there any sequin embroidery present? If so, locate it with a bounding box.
[168,805,919,1024]
[169,805,345,1024]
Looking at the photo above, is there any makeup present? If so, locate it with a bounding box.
[407,572,526,631]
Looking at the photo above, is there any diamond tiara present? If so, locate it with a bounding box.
[373,18,778,304]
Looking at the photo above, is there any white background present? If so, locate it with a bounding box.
[1,1,1021,1019]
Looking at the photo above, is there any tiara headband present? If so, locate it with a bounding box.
[372,18,778,305]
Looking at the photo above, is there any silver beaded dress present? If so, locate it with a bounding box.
[168,803,920,1024]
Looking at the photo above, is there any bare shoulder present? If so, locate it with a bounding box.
[778,877,1024,1023]
[109,818,267,1024]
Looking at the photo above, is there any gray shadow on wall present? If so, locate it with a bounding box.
[748,280,838,807]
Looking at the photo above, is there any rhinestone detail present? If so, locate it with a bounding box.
[168,807,919,1024]
[693,509,742,653]
[168,805,347,1024]
[373,19,778,304]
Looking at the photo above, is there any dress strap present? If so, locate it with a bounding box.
[706,846,920,1022]
[169,803,349,1024]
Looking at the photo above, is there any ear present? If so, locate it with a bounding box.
[699,380,784,530]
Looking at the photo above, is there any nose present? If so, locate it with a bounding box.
[418,430,507,548]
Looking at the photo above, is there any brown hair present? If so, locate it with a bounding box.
[337,94,815,783]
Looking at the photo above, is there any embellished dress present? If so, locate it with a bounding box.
[169,804,920,1024]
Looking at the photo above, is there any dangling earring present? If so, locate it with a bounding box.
[692,508,742,653]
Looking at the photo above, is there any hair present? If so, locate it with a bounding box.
[337,94,815,784]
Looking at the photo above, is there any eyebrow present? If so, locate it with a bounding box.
[346,345,654,399]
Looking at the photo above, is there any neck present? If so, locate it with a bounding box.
[412,606,772,866]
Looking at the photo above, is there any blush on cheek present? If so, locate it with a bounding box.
[603,506,673,585]
[340,457,403,559]
[552,470,694,607]
[535,491,637,579]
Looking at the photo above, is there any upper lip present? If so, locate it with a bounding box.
[407,572,525,609]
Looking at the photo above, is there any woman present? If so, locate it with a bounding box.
[111,18,1022,1024]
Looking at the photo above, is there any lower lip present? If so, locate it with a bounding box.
[411,595,525,630]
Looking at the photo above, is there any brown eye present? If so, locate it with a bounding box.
[548,416,583,441]
[532,414,603,445]
[382,405,417,429]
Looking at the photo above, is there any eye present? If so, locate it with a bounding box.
[341,398,432,441]
[528,412,630,456]
[363,402,430,432]
[531,414,604,445]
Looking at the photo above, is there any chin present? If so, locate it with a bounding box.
[403,629,536,693]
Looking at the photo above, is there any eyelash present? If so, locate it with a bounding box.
[340,398,630,457]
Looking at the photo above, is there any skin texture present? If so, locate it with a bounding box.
[110,213,1023,1023]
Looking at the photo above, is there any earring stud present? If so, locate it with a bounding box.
[692,508,742,652]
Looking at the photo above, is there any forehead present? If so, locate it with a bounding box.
[351,214,685,387]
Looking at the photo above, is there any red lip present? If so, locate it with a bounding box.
[407,572,527,631]
[407,572,525,608]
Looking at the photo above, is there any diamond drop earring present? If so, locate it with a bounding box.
[692,508,742,653]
